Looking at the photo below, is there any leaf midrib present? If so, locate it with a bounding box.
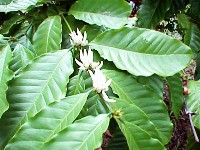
[90,43,190,56]
[40,94,87,148]
[70,10,127,20]
[78,115,108,149]
[8,50,69,145]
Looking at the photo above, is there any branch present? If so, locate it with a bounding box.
[184,96,199,142]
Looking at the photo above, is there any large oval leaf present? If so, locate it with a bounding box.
[0,44,13,118]
[115,102,165,150]
[42,114,110,150]
[184,23,200,53]
[0,50,73,148]
[0,15,24,34]
[138,0,172,29]
[90,27,192,76]
[0,0,40,12]
[33,16,62,56]
[9,44,35,74]
[69,0,131,29]
[103,69,173,144]
[67,75,85,96]
[5,93,89,149]
[166,73,184,118]
[187,80,200,129]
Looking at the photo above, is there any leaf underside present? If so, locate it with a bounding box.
[69,0,131,29]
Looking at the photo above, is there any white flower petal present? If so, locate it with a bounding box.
[80,49,84,63]
[88,70,94,80]
[102,91,116,103]
[105,79,112,87]
[75,59,85,70]
[88,48,93,63]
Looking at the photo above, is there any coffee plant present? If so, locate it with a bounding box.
[0,0,200,149]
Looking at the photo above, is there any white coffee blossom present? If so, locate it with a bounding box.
[159,20,168,27]
[164,29,182,41]
[69,28,88,46]
[75,48,103,71]
[89,68,116,103]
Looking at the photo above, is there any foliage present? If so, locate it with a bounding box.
[0,0,200,149]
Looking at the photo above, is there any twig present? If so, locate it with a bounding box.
[61,14,73,33]
[184,96,199,142]
[53,4,72,33]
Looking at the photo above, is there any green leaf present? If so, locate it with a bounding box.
[0,0,12,5]
[67,75,85,96]
[111,100,165,149]
[165,0,185,19]
[103,69,173,144]
[187,80,200,129]
[85,91,109,116]
[138,0,172,29]
[107,125,129,150]
[167,73,184,118]
[42,114,110,150]
[9,44,35,74]
[0,15,24,35]
[33,16,62,56]
[177,14,190,30]
[0,0,40,12]
[90,27,192,76]
[0,44,13,118]
[69,0,131,29]
[190,0,200,18]
[184,23,200,53]
[81,25,105,42]
[0,50,73,148]
[5,93,89,149]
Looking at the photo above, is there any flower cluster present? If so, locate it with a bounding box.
[75,48,103,71]
[70,29,115,103]
[69,28,88,47]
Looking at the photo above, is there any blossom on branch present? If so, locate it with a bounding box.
[75,48,103,71]
[69,28,88,46]
[89,68,116,103]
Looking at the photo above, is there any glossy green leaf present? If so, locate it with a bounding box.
[167,73,184,118]
[0,0,40,12]
[69,0,131,29]
[184,23,200,53]
[138,0,172,29]
[10,44,35,74]
[85,91,109,116]
[90,27,192,76]
[5,93,89,149]
[0,44,13,118]
[115,101,165,150]
[0,15,24,35]
[190,0,200,18]
[81,25,105,42]
[177,14,190,29]
[107,125,128,150]
[0,0,12,5]
[103,69,173,144]
[33,16,62,56]
[42,114,110,150]
[187,80,200,129]
[0,50,73,148]
[67,75,85,96]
